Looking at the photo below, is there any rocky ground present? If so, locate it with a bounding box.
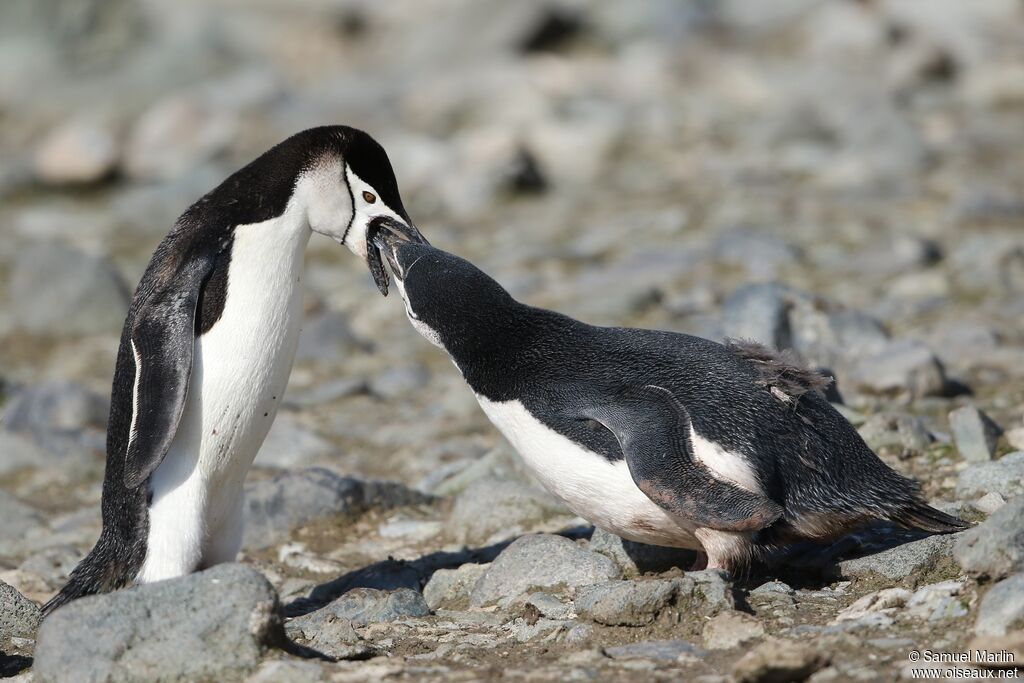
[2,0,1024,681]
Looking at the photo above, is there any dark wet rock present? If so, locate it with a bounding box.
[957,452,1024,499]
[702,611,766,650]
[835,534,957,582]
[34,564,281,683]
[470,534,620,607]
[974,573,1024,637]
[447,477,568,545]
[845,340,948,398]
[732,638,829,683]
[423,563,488,610]
[7,243,129,336]
[955,497,1024,581]
[604,639,706,662]
[588,527,695,577]
[949,405,1003,462]
[0,580,41,646]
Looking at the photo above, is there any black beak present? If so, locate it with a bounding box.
[365,216,428,296]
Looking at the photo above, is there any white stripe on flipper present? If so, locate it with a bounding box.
[127,338,142,453]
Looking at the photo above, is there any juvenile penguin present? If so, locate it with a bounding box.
[371,230,967,572]
[45,127,423,613]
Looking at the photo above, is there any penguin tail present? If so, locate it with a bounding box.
[891,501,971,534]
[43,532,138,616]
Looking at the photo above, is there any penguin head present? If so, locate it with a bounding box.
[371,228,514,353]
[282,126,423,292]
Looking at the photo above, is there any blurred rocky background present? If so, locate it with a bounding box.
[2,0,1024,680]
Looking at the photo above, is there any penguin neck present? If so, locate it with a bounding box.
[436,303,572,400]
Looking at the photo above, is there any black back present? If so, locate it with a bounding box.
[394,243,952,536]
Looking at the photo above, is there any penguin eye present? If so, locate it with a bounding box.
[362,191,377,204]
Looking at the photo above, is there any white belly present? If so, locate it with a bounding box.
[139,215,310,581]
[476,396,701,549]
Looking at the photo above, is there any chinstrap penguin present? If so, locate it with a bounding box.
[45,126,423,614]
[370,231,968,573]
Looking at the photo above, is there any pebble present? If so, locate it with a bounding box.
[469,534,620,607]
[1005,427,1024,451]
[289,587,429,630]
[0,580,41,646]
[604,639,706,662]
[973,491,1007,515]
[845,340,948,399]
[32,118,118,185]
[733,638,829,683]
[949,405,1003,462]
[974,573,1024,637]
[905,580,969,622]
[446,477,568,545]
[954,496,1024,581]
[956,452,1024,499]
[422,563,489,610]
[34,564,280,683]
[574,579,681,626]
[702,611,766,650]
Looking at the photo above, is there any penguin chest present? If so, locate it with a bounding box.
[475,396,699,548]
[154,221,309,514]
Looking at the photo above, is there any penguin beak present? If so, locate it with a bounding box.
[365,216,427,296]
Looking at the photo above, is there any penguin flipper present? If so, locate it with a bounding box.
[581,385,783,532]
[122,257,213,490]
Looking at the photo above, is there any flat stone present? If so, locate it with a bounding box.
[290,587,429,628]
[702,611,765,650]
[574,579,680,626]
[974,574,1024,637]
[447,478,568,545]
[34,564,281,683]
[733,638,829,683]
[905,580,969,622]
[957,452,1024,499]
[834,588,911,623]
[604,639,706,662]
[949,405,1003,463]
[835,534,956,582]
[469,534,620,607]
[974,492,1007,515]
[955,497,1024,581]
[720,283,792,348]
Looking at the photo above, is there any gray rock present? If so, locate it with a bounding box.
[525,592,573,620]
[857,413,933,453]
[846,340,948,398]
[702,611,765,650]
[247,660,331,683]
[949,405,1003,462]
[423,563,488,610]
[973,492,1007,515]
[604,639,706,662]
[956,452,1024,499]
[1006,427,1024,451]
[470,534,621,607]
[289,588,429,633]
[975,574,1024,637]
[955,497,1024,581]
[369,363,430,399]
[588,527,694,577]
[124,94,238,180]
[574,579,680,626]
[447,478,568,545]
[0,580,41,645]
[254,415,335,468]
[711,229,800,279]
[3,381,108,435]
[244,468,364,549]
[32,118,118,185]
[720,283,792,348]
[294,311,368,363]
[0,430,56,475]
[0,491,46,556]
[8,243,129,336]
[244,469,429,549]
[733,638,829,683]
[905,580,969,622]
[836,534,957,582]
[34,564,281,683]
